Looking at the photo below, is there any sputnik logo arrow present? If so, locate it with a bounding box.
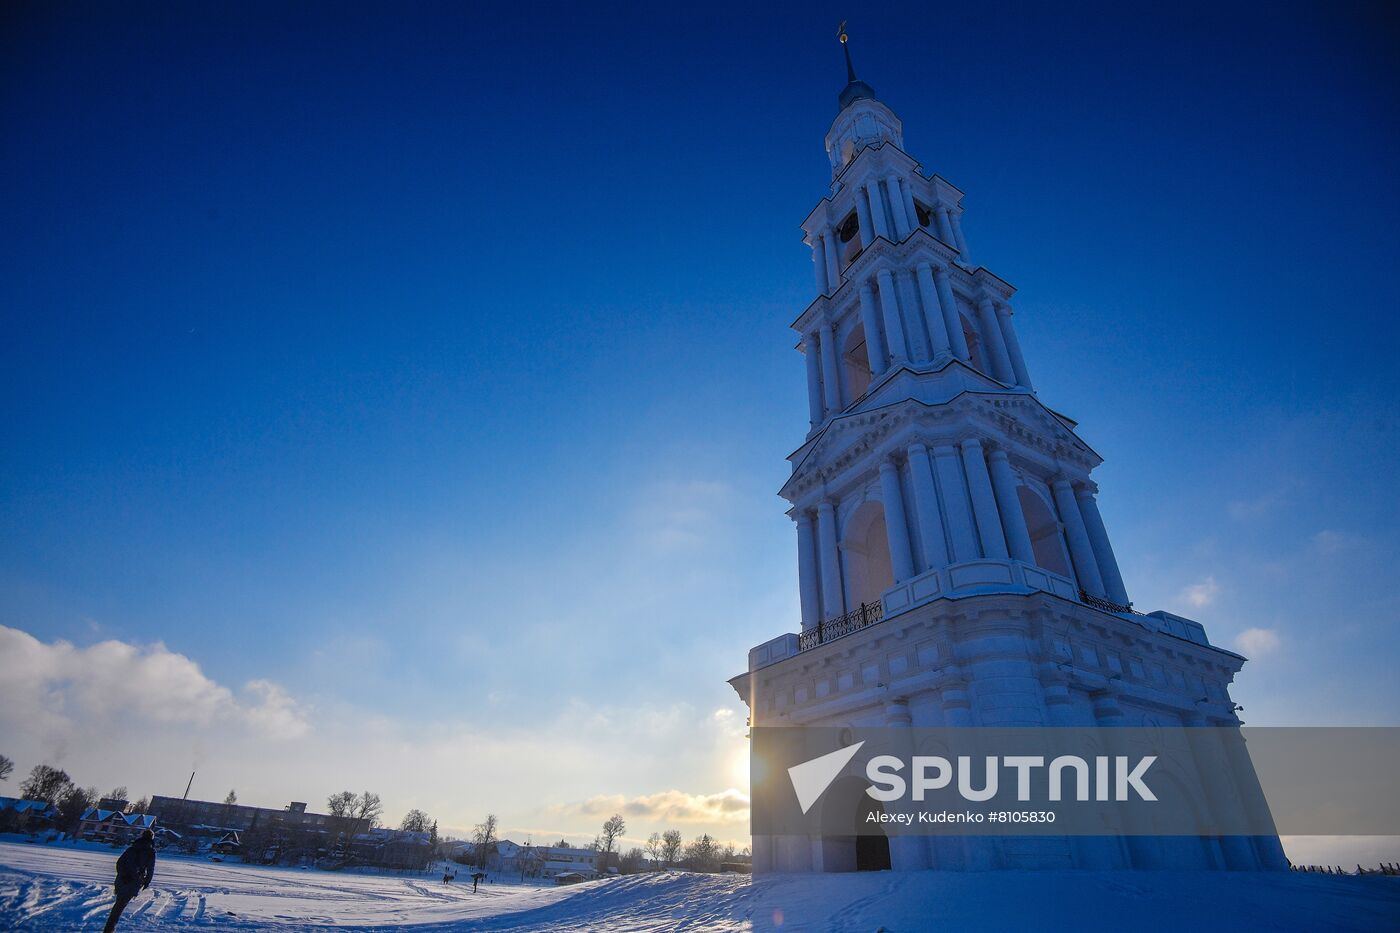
[787,741,865,814]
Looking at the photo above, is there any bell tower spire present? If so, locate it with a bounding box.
[835,21,879,111]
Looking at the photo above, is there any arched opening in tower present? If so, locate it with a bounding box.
[818,775,892,872]
[1018,486,1073,578]
[837,210,862,268]
[960,312,987,375]
[841,324,873,402]
[841,500,894,609]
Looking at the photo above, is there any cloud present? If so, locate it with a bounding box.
[1178,576,1220,608]
[1311,529,1362,554]
[553,788,750,825]
[631,480,734,552]
[0,625,309,743]
[1234,627,1282,657]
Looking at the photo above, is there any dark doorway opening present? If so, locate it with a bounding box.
[856,829,891,871]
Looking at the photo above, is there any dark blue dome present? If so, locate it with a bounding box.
[838,79,877,111]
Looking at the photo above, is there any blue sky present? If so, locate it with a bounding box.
[2,1,1398,853]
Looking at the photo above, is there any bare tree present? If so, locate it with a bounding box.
[224,789,238,806]
[0,754,14,783]
[644,832,664,870]
[471,813,498,869]
[19,764,72,805]
[351,792,382,836]
[400,809,431,833]
[620,847,646,873]
[518,838,537,881]
[130,796,150,815]
[600,814,626,857]
[106,786,128,803]
[58,785,98,834]
[683,834,718,873]
[660,829,683,868]
[327,790,357,846]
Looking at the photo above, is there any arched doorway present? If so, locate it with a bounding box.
[818,775,891,872]
[1018,486,1073,577]
[842,324,873,402]
[842,500,893,610]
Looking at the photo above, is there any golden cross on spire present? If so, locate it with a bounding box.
[837,20,849,44]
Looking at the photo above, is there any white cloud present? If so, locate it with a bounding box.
[1311,529,1362,554]
[1179,576,1220,608]
[0,625,309,743]
[1234,627,1282,657]
[553,788,750,825]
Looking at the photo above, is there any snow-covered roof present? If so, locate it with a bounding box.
[80,808,156,828]
[0,797,58,816]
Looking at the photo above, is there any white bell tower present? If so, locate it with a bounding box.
[730,30,1287,874]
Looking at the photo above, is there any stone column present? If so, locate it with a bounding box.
[811,235,828,295]
[817,500,845,619]
[988,449,1035,564]
[896,269,929,362]
[884,698,932,870]
[933,266,971,361]
[885,175,910,239]
[941,677,995,870]
[933,445,979,562]
[934,204,956,245]
[997,303,1033,390]
[1052,479,1106,598]
[879,458,917,582]
[858,282,889,376]
[977,297,1016,383]
[960,439,1009,559]
[876,269,909,363]
[823,225,841,292]
[950,209,971,262]
[853,192,874,250]
[1090,687,1142,868]
[900,178,919,234]
[819,321,841,414]
[915,262,952,358]
[803,332,823,427]
[865,181,892,240]
[907,442,949,569]
[796,511,820,630]
[1075,488,1130,607]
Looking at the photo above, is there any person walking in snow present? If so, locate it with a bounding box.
[103,828,156,933]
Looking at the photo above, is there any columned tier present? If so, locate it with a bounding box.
[794,232,1035,429]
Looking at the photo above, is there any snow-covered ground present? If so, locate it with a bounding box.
[2,839,1398,931]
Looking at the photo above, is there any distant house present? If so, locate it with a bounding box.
[78,808,157,845]
[553,870,588,885]
[0,797,61,832]
[535,845,603,880]
[349,828,433,870]
[212,831,241,855]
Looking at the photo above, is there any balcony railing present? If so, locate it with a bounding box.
[1079,590,1138,616]
[798,601,885,652]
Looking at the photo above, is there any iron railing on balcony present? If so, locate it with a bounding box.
[798,601,885,652]
[1079,590,1139,616]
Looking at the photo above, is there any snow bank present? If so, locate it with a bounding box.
[2,839,1398,930]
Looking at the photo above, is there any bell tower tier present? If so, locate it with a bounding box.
[728,32,1287,875]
